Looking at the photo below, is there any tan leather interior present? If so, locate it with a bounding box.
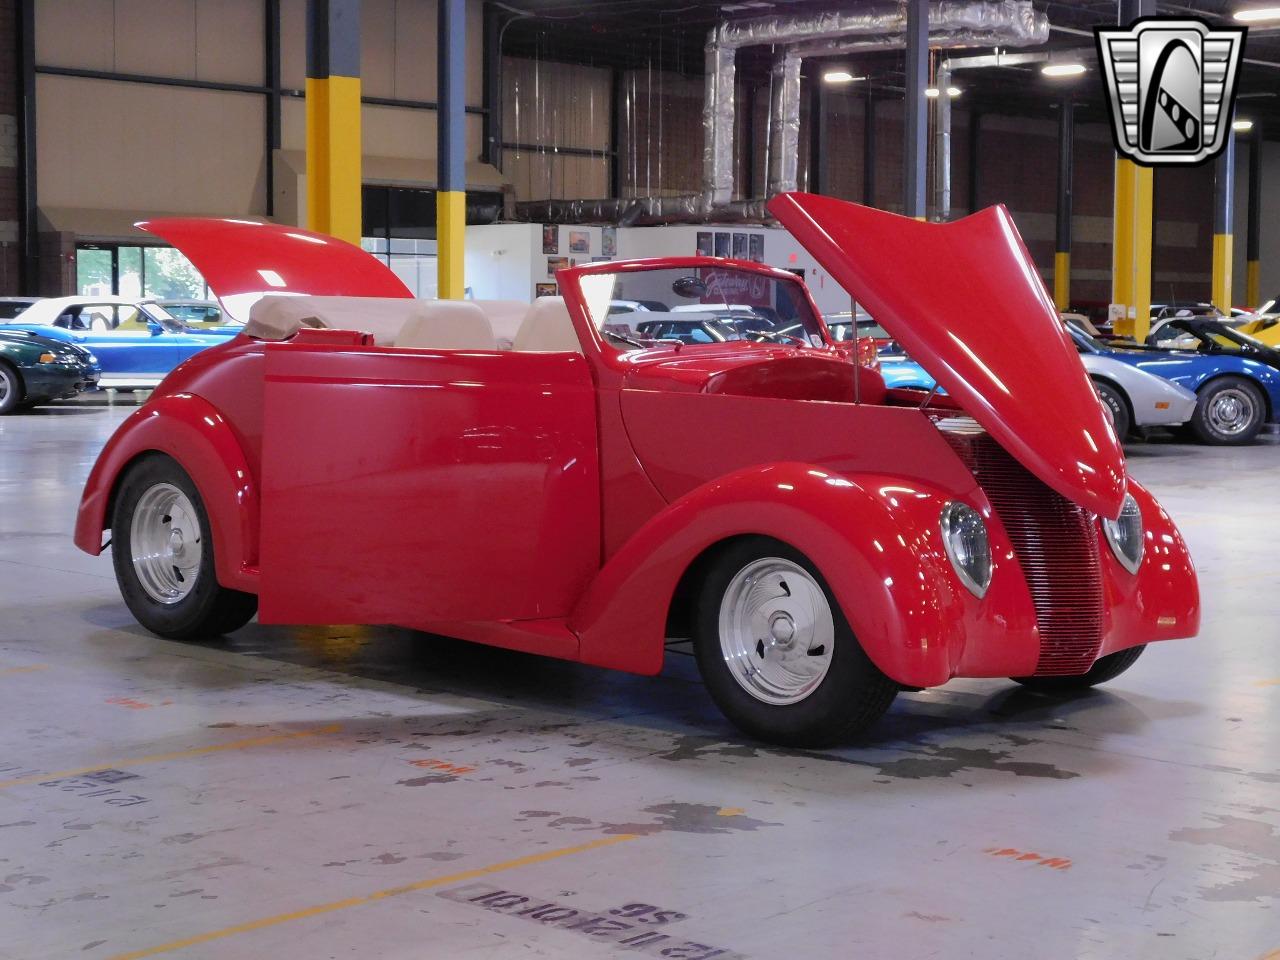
[470,300,530,350]
[396,301,496,350]
[512,297,582,354]
[246,295,423,345]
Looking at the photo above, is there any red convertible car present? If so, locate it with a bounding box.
[75,194,1199,746]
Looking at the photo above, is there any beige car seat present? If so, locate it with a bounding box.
[396,301,496,350]
[246,295,421,345]
[512,297,582,354]
[471,300,532,350]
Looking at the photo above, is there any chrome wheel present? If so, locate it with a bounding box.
[1206,386,1256,437]
[0,367,11,404]
[717,557,835,705]
[129,483,202,604]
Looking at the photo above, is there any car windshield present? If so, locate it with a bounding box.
[579,266,824,349]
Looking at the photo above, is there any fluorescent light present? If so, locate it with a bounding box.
[946,86,962,97]
[1042,63,1087,78]
[823,70,866,84]
[1233,119,1254,131]
[925,86,940,98]
[1235,6,1280,22]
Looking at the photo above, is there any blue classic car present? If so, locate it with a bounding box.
[1,296,229,389]
[1068,319,1280,445]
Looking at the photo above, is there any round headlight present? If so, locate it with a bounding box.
[940,501,992,598]
[1103,492,1143,574]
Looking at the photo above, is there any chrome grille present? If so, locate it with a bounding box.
[942,424,1104,676]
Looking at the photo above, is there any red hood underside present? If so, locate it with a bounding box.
[769,192,1126,519]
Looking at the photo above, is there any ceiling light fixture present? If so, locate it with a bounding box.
[1234,6,1280,22]
[823,70,866,84]
[1042,62,1087,77]
[1233,119,1254,131]
[946,86,962,97]
[925,86,940,97]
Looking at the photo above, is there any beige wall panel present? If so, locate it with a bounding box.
[361,104,483,161]
[37,76,266,217]
[361,0,397,99]
[504,150,607,202]
[393,0,438,101]
[281,0,307,90]
[504,57,611,152]
[115,0,197,79]
[35,0,116,71]
[195,0,265,85]
[282,96,307,152]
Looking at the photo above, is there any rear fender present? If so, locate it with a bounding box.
[74,393,259,592]
[570,462,972,684]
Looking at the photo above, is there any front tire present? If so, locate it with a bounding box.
[1093,379,1131,442]
[1011,644,1145,692]
[0,362,23,414]
[110,454,257,640]
[1190,376,1265,445]
[693,537,897,747]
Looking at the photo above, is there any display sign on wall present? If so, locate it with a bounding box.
[602,227,617,257]
[535,282,558,298]
[542,225,559,254]
[547,256,568,277]
[696,232,713,256]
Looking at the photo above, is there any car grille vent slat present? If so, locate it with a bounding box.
[942,429,1104,676]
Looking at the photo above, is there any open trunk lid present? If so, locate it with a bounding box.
[138,218,412,322]
[769,192,1126,519]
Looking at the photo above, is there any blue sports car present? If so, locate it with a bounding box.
[1,296,229,389]
[1068,319,1280,445]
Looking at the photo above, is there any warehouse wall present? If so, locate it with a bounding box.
[0,0,19,294]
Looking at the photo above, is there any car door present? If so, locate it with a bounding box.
[257,341,601,627]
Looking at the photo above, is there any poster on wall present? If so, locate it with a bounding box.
[542,225,559,254]
[732,233,748,259]
[714,232,731,257]
[535,282,558,298]
[748,234,764,262]
[547,256,569,277]
[696,232,714,256]
[569,230,591,254]
[601,227,617,257]
[591,256,611,262]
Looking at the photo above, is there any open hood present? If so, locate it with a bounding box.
[769,192,1125,519]
[138,218,412,322]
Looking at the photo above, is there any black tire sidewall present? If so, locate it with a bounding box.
[1193,377,1265,445]
[0,362,22,415]
[693,536,895,747]
[1094,380,1130,441]
[111,454,229,640]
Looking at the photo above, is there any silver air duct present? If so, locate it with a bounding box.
[707,0,1048,205]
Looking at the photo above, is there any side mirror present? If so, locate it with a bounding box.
[148,321,164,337]
[672,276,707,299]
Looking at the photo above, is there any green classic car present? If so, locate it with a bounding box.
[0,328,101,414]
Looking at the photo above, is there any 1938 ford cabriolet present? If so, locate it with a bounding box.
[75,194,1199,746]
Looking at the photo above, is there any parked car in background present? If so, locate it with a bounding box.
[76,199,1199,746]
[1069,318,1280,445]
[2,296,228,389]
[0,328,100,413]
[822,312,899,353]
[156,299,226,328]
[0,297,40,320]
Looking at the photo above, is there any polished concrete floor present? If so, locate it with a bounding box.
[1,402,1277,960]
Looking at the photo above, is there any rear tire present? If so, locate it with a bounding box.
[1011,644,1145,692]
[1093,379,1131,441]
[0,362,23,414]
[110,454,257,640]
[693,537,897,747]
[1190,376,1265,445]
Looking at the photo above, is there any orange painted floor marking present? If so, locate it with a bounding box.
[983,846,1072,870]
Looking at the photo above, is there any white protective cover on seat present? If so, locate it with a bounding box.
[396,301,497,350]
[512,297,582,354]
[245,295,426,345]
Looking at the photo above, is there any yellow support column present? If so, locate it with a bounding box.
[1054,252,1071,312]
[1211,129,1237,313]
[436,0,466,299]
[305,1,362,244]
[1110,158,1153,341]
[1247,260,1260,310]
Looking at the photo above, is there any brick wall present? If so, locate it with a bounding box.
[0,0,20,295]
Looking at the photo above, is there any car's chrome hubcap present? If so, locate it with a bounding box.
[718,558,835,705]
[0,368,11,403]
[130,483,201,604]
[1207,388,1255,436]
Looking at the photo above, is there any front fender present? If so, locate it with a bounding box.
[571,461,983,684]
[74,392,259,592]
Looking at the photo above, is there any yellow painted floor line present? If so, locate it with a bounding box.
[1254,678,1280,688]
[0,724,341,790]
[106,833,641,960]
[0,664,49,676]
